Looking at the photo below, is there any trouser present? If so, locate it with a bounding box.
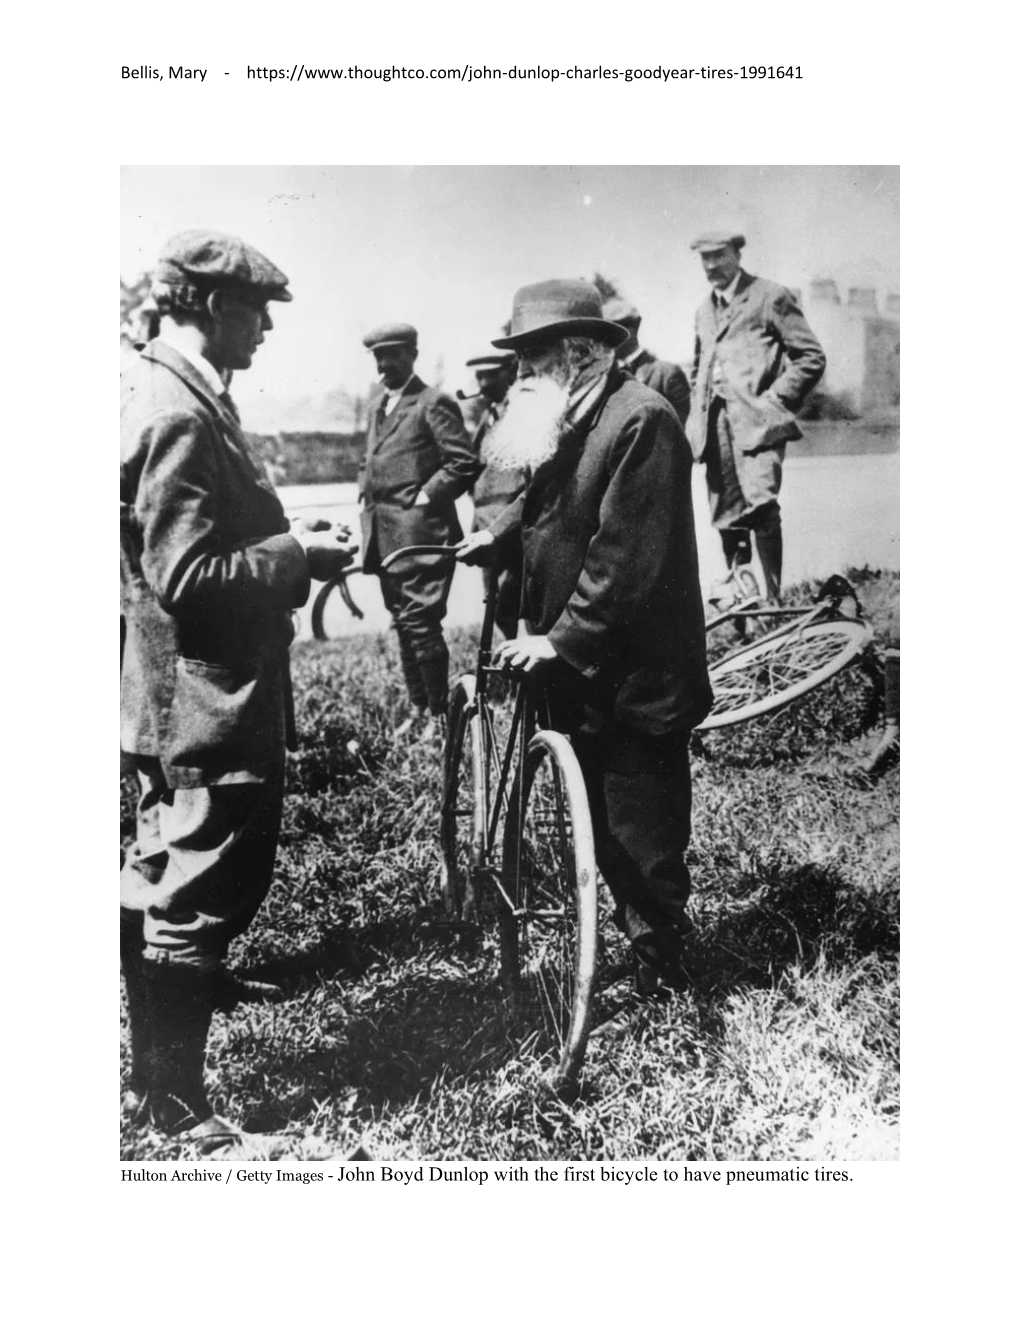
[380,555,455,714]
[720,503,783,602]
[705,397,785,601]
[482,563,522,641]
[571,729,694,960]
[120,756,284,970]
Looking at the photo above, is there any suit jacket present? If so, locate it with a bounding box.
[358,375,478,573]
[627,349,691,427]
[688,271,826,460]
[492,369,712,737]
[470,401,527,533]
[121,340,310,788]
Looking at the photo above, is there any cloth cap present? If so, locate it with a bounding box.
[154,229,293,301]
[363,322,418,351]
[690,230,746,253]
[602,296,641,326]
[466,350,516,369]
[491,280,628,350]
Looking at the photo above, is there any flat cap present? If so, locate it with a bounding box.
[689,230,745,253]
[363,322,418,351]
[154,229,293,301]
[466,350,516,369]
[602,296,641,325]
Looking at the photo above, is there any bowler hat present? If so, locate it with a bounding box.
[602,296,641,326]
[690,230,746,253]
[363,322,418,351]
[154,229,293,301]
[491,280,629,350]
[466,350,515,368]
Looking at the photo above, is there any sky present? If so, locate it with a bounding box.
[121,164,899,419]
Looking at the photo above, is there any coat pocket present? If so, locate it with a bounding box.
[165,656,283,779]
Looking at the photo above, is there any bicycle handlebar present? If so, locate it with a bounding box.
[380,544,461,571]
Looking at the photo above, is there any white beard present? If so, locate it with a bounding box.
[482,376,571,472]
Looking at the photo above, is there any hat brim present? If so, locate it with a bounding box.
[491,317,629,350]
[466,354,515,368]
[365,339,417,352]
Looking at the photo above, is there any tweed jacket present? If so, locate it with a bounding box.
[120,340,310,788]
[490,369,712,737]
[358,375,478,572]
[688,271,826,460]
[626,349,691,427]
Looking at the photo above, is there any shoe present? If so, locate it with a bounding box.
[181,1114,300,1161]
[632,933,688,998]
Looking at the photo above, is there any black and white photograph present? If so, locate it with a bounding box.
[119,163,899,1164]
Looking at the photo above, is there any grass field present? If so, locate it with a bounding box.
[120,569,899,1161]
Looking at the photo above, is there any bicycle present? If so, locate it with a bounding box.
[310,567,366,640]
[697,573,877,730]
[380,543,599,1094]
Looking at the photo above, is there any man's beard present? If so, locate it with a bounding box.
[482,376,571,472]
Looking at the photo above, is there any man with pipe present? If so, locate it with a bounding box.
[463,348,525,638]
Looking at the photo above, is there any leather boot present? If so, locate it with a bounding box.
[142,960,297,1158]
[120,909,153,1119]
[143,960,217,1132]
[418,652,450,717]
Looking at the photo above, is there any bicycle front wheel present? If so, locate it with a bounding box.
[698,617,873,729]
[310,569,363,641]
[499,731,598,1092]
[441,676,486,920]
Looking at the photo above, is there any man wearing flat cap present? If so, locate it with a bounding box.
[688,231,826,601]
[120,229,354,1156]
[603,296,691,428]
[466,349,524,638]
[359,324,478,727]
[459,280,711,995]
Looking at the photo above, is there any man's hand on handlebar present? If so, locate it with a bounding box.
[494,635,558,673]
[291,518,357,581]
[455,529,496,565]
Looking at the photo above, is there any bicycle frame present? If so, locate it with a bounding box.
[705,574,863,639]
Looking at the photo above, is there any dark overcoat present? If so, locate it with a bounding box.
[493,369,712,738]
[688,271,826,460]
[120,340,310,788]
[628,349,692,427]
[358,376,478,572]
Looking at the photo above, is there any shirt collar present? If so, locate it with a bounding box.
[621,346,645,369]
[159,336,226,396]
[715,269,743,307]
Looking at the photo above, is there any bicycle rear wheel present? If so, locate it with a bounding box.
[499,731,598,1092]
[698,617,873,729]
[440,677,486,920]
[310,569,364,640]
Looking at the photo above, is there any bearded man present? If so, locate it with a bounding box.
[458,280,712,994]
[465,349,524,638]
